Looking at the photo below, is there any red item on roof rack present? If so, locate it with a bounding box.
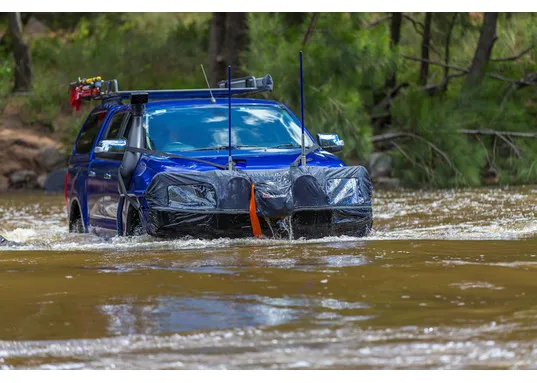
[69,76,107,111]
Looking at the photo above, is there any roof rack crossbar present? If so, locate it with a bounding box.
[107,85,271,101]
[70,74,273,106]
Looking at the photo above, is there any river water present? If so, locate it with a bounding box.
[1,186,537,369]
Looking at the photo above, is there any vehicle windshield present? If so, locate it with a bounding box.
[144,104,315,152]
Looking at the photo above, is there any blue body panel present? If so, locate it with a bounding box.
[67,98,348,236]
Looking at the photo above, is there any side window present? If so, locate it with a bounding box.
[75,111,107,154]
[103,112,126,140]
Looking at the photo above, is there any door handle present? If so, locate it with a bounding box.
[104,172,112,180]
[88,170,96,177]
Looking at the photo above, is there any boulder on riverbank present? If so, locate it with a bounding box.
[0,126,68,191]
[367,151,401,189]
[44,169,68,193]
[369,152,392,179]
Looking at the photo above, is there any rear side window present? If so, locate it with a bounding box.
[103,112,126,140]
[75,111,108,154]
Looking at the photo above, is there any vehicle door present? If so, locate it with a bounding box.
[90,110,128,232]
[78,110,109,230]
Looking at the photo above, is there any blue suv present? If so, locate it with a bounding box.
[65,74,373,239]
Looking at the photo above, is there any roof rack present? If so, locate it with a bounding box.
[69,74,273,110]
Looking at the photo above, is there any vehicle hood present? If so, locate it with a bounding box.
[143,148,345,173]
[131,148,347,192]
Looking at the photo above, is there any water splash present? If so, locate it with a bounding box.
[278,216,294,240]
[2,186,537,252]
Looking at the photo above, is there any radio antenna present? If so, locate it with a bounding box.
[299,51,306,167]
[200,64,216,104]
[227,65,233,171]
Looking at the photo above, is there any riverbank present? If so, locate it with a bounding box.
[0,98,68,192]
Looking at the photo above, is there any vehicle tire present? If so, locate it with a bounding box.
[69,202,86,234]
[69,216,85,233]
[126,208,146,237]
[129,222,146,236]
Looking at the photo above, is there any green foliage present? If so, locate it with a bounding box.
[2,12,537,187]
[390,89,487,187]
[246,13,398,162]
[7,13,210,144]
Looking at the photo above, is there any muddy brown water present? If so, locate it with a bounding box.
[1,186,537,369]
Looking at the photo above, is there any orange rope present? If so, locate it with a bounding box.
[249,184,262,238]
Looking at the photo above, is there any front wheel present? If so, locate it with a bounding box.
[126,208,147,236]
[69,216,85,233]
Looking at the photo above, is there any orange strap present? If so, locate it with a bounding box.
[249,184,262,238]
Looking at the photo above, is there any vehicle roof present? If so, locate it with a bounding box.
[93,98,283,114]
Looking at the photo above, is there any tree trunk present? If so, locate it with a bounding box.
[226,13,248,78]
[373,12,403,133]
[0,13,32,48]
[8,12,32,93]
[442,13,458,91]
[208,12,227,87]
[419,13,432,86]
[302,13,319,46]
[464,12,498,89]
[385,12,402,90]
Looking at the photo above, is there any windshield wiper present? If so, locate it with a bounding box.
[191,144,308,151]
[191,145,261,151]
[269,143,302,149]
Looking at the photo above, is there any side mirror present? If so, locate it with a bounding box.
[317,133,344,154]
[94,138,127,159]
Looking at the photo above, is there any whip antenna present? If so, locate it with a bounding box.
[299,51,306,167]
[200,64,216,104]
[227,65,233,171]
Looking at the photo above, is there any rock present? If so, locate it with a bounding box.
[36,146,68,172]
[0,127,61,190]
[369,152,392,179]
[1,160,23,176]
[44,168,68,193]
[0,175,8,192]
[9,170,37,189]
[374,177,400,189]
[37,173,48,189]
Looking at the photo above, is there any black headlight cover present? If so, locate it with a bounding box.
[168,184,217,209]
